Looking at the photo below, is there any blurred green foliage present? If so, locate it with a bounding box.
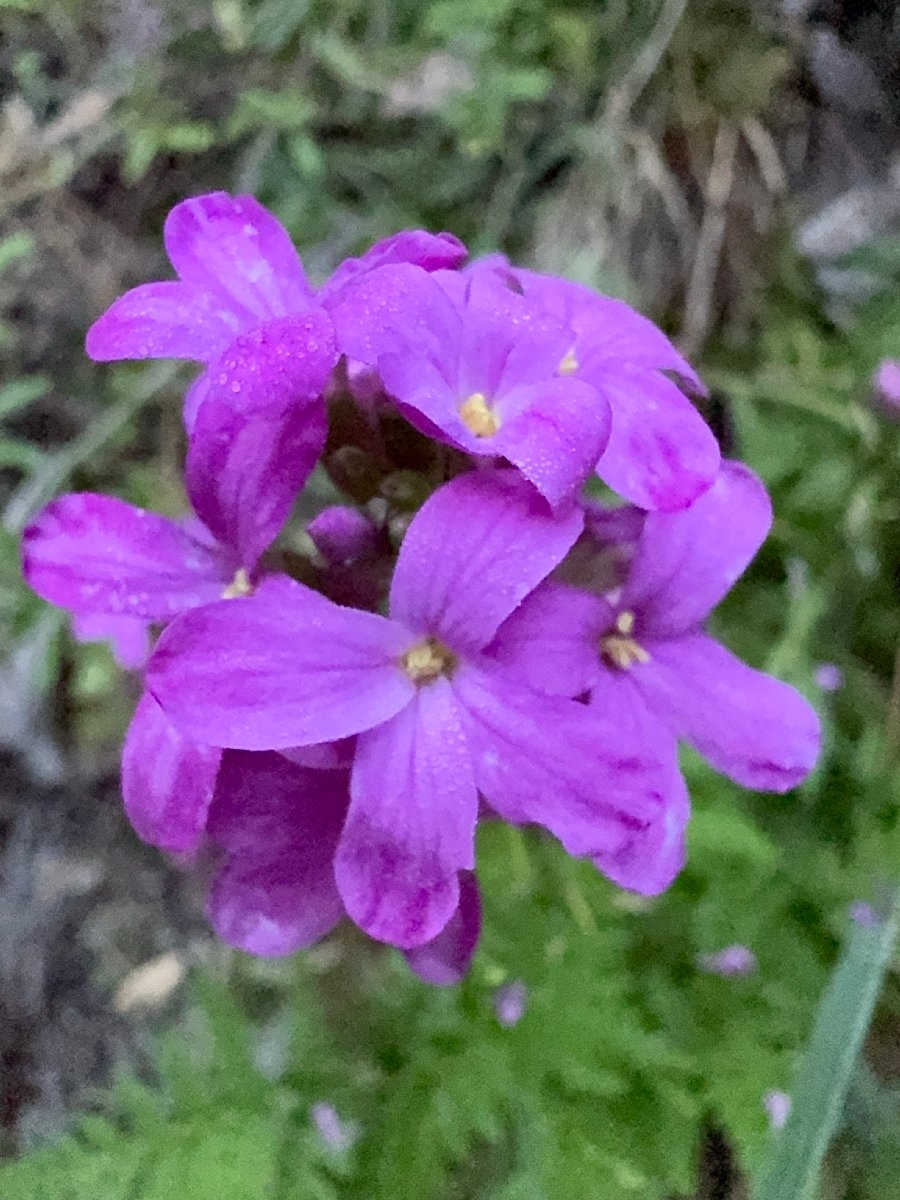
[2,0,900,1197]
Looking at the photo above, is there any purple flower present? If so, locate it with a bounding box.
[330,265,612,510]
[206,750,481,980]
[849,900,881,928]
[814,663,843,693]
[874,359,900,417]
[478,261,719,511]
[696,944,758,977]
[493,980,528,1027]
[763,1090,792,1130]
[86,192,465,427]
[147,471,671,948]
[310,1102,359,1153]
[490,461,821,834]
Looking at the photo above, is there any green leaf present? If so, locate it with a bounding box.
[752,894,900,1200]
[0,231,35,272]
[0,375,51,420]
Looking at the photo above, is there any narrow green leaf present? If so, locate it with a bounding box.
[2,361,177,535]
[752,894,900,1200]
[0,231,35,272]
[0,375,51,420]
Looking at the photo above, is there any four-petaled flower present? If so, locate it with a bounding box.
[490,461,821,811]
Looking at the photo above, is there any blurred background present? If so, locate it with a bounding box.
[1,1,900,1197]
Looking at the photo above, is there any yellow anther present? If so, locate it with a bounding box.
[401,638,456,685]
[459,391,500,438]
[222,568,253,599]
[600,611,650,670]
[558,347,579,376]
[615,610,635,635]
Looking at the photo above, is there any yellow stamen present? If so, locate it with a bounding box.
[600,610,650,670]
[558,347,579,376]
[222,568,253,599]
[401,638,456,685]
[459,391,499,438]
[615,610,635,635]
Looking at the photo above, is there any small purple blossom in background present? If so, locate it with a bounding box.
[814,663,843,693]
[19,190,823,983]
[764,1090,792,1130]
[873,359,900,417]
[493,981,528,1027]
[696,944,758,977]
[310,1102,359,1153]
[850,901,881,928]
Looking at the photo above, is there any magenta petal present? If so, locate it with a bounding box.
[206,751,347,850]
[335,679,477,948]
[493,378,610,509]
[71,612,150,670]
[404,871,481,985]
[376,350,467,439]
[634,634,822,791]
[210,854,344,956]
[195,312,337,413]
[487,582,611,697]
[329,263,461,372]
[452,663,664,857]
[592,759,688,896]
[573,295,705,393]
[581,498,646,548]
[280,740,356,771]
[85,282,239,363]
[188,390,326,569]
[148,579,415,750]
[596,367,720,511]
[206,752,348,956]
[458,275,570,398]
[22,493,233,621]
[322,230,467,302]
[186,313,336,566]
[164,192,314,324]
[624,460,772,636]
[390,471,583,654]
[121,692,221,852]
[513,270,705,393]
[183,372,211,434]
[588,675,688,895]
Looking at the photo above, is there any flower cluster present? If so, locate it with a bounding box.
[21,192,821,983]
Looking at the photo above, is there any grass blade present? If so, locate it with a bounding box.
[752,894,900,1200]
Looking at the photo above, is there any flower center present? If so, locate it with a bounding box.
[459,391,500,438]
[600,610,650,670]
[558,347,579,376]
[401,637,456,685]
[222,568,253,599]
